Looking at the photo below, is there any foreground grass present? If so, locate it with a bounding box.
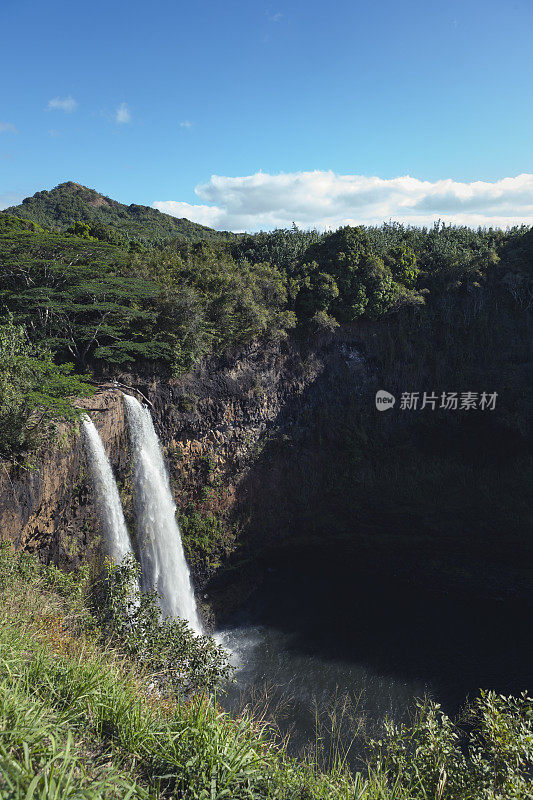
[0,549,372,798]
[0,549,531,799]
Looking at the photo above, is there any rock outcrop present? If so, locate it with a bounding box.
[0,329,369,581]
[0,392,127,566]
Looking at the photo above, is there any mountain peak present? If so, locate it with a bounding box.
[3,183,230,244]
[47,182,115,208]
[57,181,86,190]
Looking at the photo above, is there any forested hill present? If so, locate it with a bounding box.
[1,204,531,462]
[2,182,234,247]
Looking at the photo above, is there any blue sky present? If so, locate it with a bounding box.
[1,0,532,230]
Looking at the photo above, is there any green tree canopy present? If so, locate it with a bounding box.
[295,226,402,321]
[0,230,170,367]
[0,316,93,458]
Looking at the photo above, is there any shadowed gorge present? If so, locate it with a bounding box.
[218,554,531,763]
[0,184,531,798]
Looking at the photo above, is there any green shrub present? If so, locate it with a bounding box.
[369,694,533,799]
[179,509,239,573]
[92,555,231,698]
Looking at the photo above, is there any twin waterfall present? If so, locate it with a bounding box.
[82,416,133,565]
[123,395,202,632]
[82,395,202,633]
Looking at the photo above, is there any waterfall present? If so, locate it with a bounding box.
[82,415,134,565]
[123,394,202,633]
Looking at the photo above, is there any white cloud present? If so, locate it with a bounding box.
[47,96,77,113]
[115,102,131,123]
[153,171,533,232]
[153,200,221,227]
[0,122,17,134]
[180,120,193,129]
[267,11,283,22]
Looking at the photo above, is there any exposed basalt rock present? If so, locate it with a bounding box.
[0,391,128,567]
[123,333,368,491]
[116,331,372,617]
[0,328,370,592]
[120,339,323,495]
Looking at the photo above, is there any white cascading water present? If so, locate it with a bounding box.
[82,415,134,564]
[123,394,203,632]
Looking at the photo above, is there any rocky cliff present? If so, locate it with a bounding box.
[0,325,374,623]
[118,330,371,618]
[0,392,127,567]
[1,318,529,620]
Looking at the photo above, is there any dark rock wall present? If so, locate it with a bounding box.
[0,328,371,576]
[0,392,128,567]
[0,318,529,618]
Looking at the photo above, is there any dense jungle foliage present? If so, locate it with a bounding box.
[0,316,93,459]
[1,184,532,461]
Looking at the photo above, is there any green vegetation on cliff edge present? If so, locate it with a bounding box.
[0,188,532,794]
[1,546,531,799]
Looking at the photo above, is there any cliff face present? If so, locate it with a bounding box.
[118,331,370,615]
[1,318,528,619]
[0,328,370,583]
[0,392,127,567]
[122,333,366,511]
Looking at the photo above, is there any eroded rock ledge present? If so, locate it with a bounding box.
[0,392,126,565]
[0,331,366,574]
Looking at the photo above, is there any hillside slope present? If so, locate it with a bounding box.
[1,546,531,800]
[2,182,233,246]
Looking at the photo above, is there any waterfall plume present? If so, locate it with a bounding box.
[82,415,134,564]
[123,394,202,632]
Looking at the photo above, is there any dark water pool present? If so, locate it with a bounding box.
[216,560,531,760]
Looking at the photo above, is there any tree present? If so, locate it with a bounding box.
[388,244,419,288]
[0,316,92,458]
[66,221,95,240]
[0,238,170,367]
[296,226,401,322]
